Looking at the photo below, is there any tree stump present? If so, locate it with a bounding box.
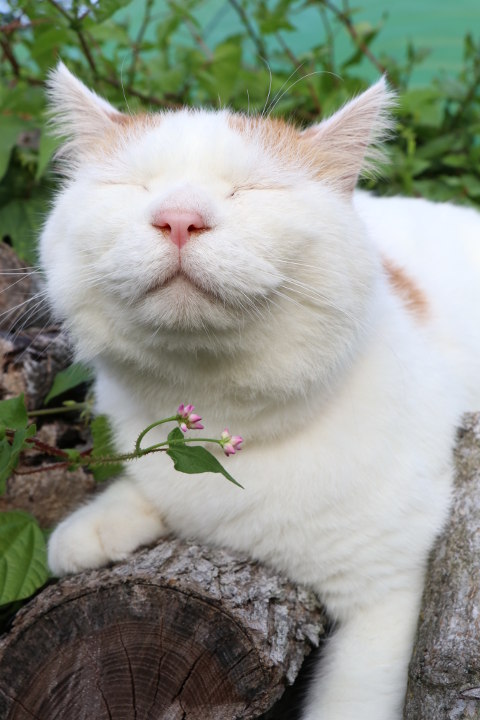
[2,243,480,718]
[404,412,480,718]
[0,539,327,720]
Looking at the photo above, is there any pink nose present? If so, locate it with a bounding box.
[152,210,207,248]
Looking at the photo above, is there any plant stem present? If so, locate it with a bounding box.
[134,417,178,453]
[128,0,155,86]
[27,403,88,417]
[141,437,223,454]
[227,0,268,60]
[321,0,389,79]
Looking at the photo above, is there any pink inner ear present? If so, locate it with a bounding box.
[152,210,208,248]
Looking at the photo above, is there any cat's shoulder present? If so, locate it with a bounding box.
[354,191,480,242]
[354,191,480,266]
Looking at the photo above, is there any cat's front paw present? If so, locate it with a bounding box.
[48,480,166,576]
[48,510,113,576]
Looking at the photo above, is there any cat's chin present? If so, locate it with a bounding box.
[135,274,245,333]
[146,271,215,301]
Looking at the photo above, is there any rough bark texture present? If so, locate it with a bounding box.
[0,538,327,720]
[404,411,480,719]
[0,327,72,410]
[0,242,50,333]
[2,414,480,719]
[0,417,96,527]
[0,247,94,525]
[2,245,480,719]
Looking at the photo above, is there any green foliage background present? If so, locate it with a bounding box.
[0,0,479,624]
[1,0,480,266]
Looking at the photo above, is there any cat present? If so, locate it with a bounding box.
[42,62,480,720]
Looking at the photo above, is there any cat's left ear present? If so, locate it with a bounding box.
[46,62,126,162]
[300,78,396,195]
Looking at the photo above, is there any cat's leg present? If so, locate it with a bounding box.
[48,477,166,576]
[302,583,422,720]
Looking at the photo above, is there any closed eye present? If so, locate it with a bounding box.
[97,180,149,191]
[228,184,284,198]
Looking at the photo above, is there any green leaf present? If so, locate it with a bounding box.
[167,444,243,488]
[65,448,82,468]
[44,362,93,404]
[91,0,131,22]
[0,510,49,605]
[167,427,185,444]
[0,438,14,495]
[256,0,295,34]
[0,425,36,494]
[0,394,28,430]
[460,174,480,198]
[199,38,243,103]
[441,154,467,169]
[0,197,45,264]
[35,131,60,181]
[0,118,23,182]
[90,414,123,482]
[416,134,463,160]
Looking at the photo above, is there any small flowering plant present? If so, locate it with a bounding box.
[177,404,204,433]
[0,395,243,608]
[0,395,244,493]
[132,404,244,487]
[220,429,244,456]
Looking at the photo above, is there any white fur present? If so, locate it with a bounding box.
[41,65,480,720]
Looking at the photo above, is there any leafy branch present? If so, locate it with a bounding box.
[1,395,244,489]
[0,392,243,607]
[319,0,389,79]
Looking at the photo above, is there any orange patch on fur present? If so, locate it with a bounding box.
[227,114,353,184]
[89,111,159,157]
[227,114,305,165]
[383,257,429,319]
[109,111,156,128]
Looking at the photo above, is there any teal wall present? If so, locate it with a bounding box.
[121,0,480,86]
[307,0,480,84]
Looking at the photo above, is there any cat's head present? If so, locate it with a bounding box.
[40,64,394,390]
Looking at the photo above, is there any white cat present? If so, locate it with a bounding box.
[42,63,480,720]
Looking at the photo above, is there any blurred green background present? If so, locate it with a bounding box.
[0,0,479,265]
[0,0,479,637]
[114,0,479,86]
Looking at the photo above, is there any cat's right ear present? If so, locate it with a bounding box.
[299,78,396,196]
[46,62,125,163]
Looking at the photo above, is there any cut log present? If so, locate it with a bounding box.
[2,416,480,718]
[0,538,327,720]
[404,411,480,718]
[1,237,480,720]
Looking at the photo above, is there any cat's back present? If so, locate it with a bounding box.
[354,192,480,407]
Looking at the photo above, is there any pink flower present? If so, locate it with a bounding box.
[177,403,204,433]
[220,428,244,456]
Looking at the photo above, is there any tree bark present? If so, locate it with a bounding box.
[0,538,327,720]
[0,242,50,333]
[3,414,480,719]
[0,326,95,527]
[0,417,96,527]
[2,245,480,719]
[404,411,480,719]
[0,327,72,410]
